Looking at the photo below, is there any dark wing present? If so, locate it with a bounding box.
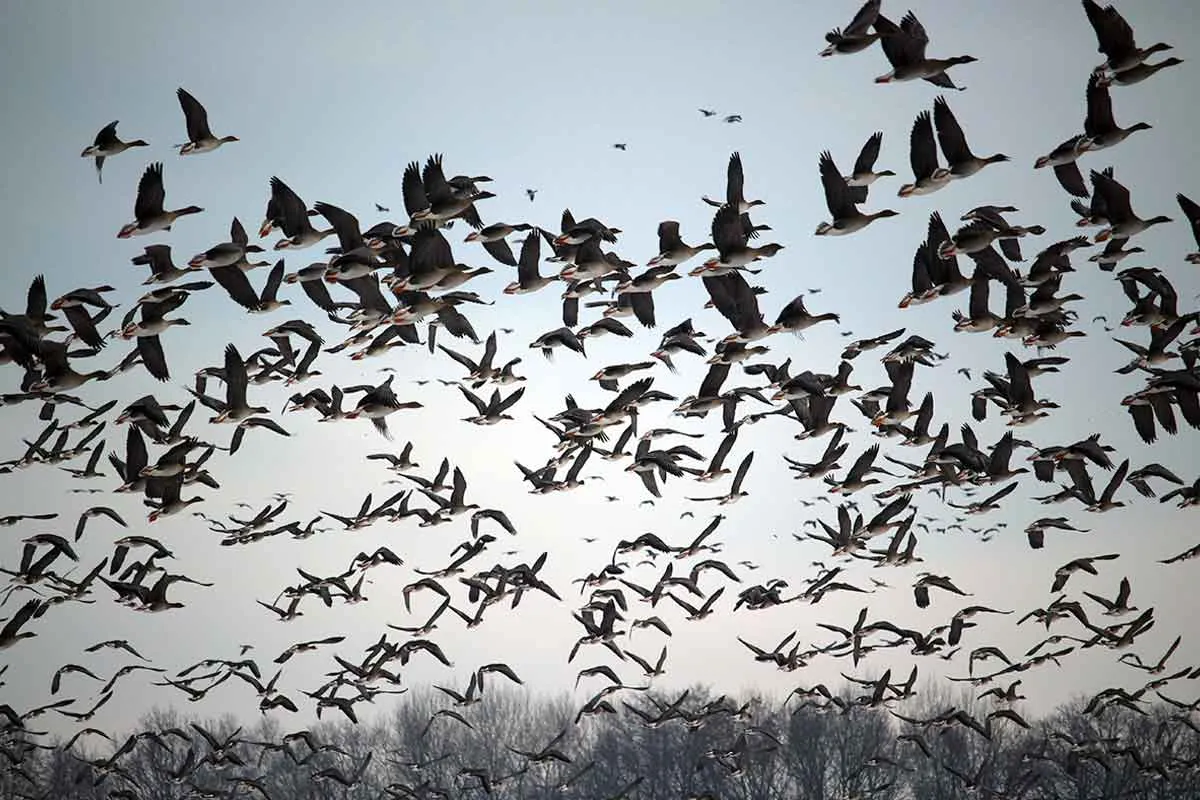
[629,294,655,329]
[458,386,488,416]
[94,121,120,148]
[209,267,259,310]
[698,363,730,399]
[898,12,931,62]
[844,0,881,36]
[726,152,746,207]
[566,445,591,482]
[176,88,214,142]
[410,226,456,274]
[516,231,542,284]
[229,217,249,247]
[133,245,175,277]
[909,111,940,179]
[26,275,47,319]
[1100,459,1129,504]
[482,238,516,267]
[422,153,453,204]
[63,306,104,350]
[703,273,760,333]
[875,14,912,68]
[272,177,313,238]
[134,163,166,220]
[854,132,884,175]
[1176,193,1200,247]
[1082,0,1135,63]
[847,444,879,483]
[1091,171,1133,222]
[402,160,429,217]
[604,378,653,416]
[932,96,974,165]
[710,204,748,255]
[1053,162,1089,198]
[224,344,249,411]
[137,335,170,382]
[730,451,754,494]
[301,280,336,312]
[260,261,285,303]
[819,151,857,219]
[1083,74,1116,137]
[313,202,364,253]
[657,220,683,252]
[709,430,738,472]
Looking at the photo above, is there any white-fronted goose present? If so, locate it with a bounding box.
[873,12,977,89]
[189,217,265,269]
[530,327,586,360]
[504,231,556,295]
[702,152,764,213]
[1095,57,1183,87]
[933,96,1010,180]
[1090,170,1172,241]
[695,205,783,271]
[1083,73,1151,152]
[345,376,422,440]
[81,121,147,183]
[411,154,495,224]
[774,295,840,334]
[264,177,333,248]
[614,266,681,295]
[815,151,898,236]
[28,341,110,394]
[1082,0,1172,75]
[206,344,269,423]
[647,221,715,268]
[820,0,882,57]
[176,88,239,155]
[132,244,200,285]
[117,163,203,238]
[465,222,533,267]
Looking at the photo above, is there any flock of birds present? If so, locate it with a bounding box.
[3,0,1200,797]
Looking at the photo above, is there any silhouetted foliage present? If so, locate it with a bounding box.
[4,682,1200,799]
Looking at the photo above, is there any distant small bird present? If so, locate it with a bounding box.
[613,143,627,151]
[525,189,537,202]
[957,368,972,379]
[699,108,717,117]
[723,115,742,124]
[375,203,389,212]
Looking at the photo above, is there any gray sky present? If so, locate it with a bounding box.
[2,0,1199,738]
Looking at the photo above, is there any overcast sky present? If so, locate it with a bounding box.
[1,0,1199,739]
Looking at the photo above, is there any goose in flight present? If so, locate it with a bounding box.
[81,120,148,182]
[820,0,882,57]
[175,87,240,154]
[688,451,754,505]
[117,163,203,238]
[815,151,898,236]
[872,11,977,89]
